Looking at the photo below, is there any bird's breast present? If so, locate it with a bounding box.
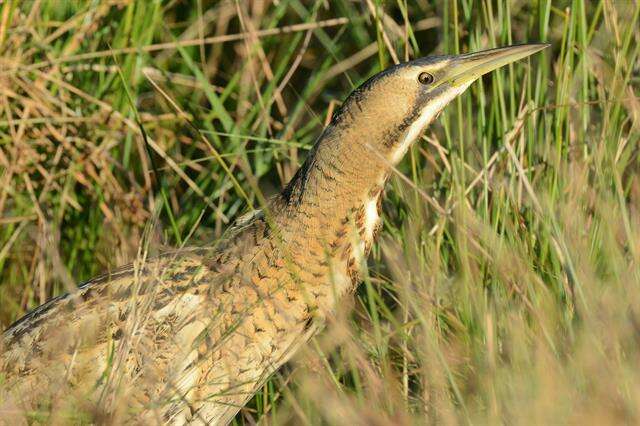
[363,194,381,245]
[347,187,384,276]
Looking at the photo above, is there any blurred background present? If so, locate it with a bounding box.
[0,0,639,424]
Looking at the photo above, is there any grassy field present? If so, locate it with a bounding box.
[1,0,639,424]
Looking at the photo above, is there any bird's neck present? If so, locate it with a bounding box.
[280,123,389,242]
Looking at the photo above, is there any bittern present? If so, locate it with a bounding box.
[0,44,547,424]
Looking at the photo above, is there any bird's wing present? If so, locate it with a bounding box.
[0,205,306,423]
[1,204,273,365]
[1,249,230,410]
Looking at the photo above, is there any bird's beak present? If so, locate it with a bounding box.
[445,43,550,87]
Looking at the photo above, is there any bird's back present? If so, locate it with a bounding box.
[0,206,315,424]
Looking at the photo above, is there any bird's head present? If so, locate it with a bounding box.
[283,44,549,208]
[328,43,549,167]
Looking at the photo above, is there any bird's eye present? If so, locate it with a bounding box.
[418,72,434,85]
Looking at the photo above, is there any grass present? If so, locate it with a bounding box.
[1,0,639,423]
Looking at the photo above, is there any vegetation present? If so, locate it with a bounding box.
[1,0,639,423]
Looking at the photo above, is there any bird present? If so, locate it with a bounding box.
[0,43,548,424]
